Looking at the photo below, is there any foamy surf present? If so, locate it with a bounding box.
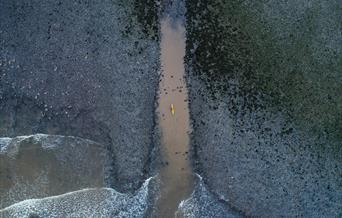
[176,174,242,218]
[0,176,156,218]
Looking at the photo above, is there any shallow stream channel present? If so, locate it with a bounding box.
[155,1,195,217]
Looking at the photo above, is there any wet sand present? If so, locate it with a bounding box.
[155,16,194,217]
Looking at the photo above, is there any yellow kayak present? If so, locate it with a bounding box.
[170,104,175,115]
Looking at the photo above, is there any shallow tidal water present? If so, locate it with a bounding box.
[155,15,194,217]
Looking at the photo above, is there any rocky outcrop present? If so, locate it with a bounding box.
[0,134,111,209]
[0,0,159,192]
[185,0,341,217]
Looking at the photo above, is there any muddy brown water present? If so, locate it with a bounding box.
[155,16,194,217]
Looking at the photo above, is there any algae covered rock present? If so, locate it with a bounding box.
[185,0,342,217]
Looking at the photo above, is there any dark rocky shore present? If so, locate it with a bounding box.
[0,0,341,217]
[185,0,341,217]
[0,0,161,216]
[0,0,159,193]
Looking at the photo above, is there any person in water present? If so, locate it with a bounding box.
[171,104,175,115]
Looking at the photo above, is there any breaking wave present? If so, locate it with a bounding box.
[0,177,156,218]
[176,174,242,218]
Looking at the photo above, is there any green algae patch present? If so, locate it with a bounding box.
[186,0,342,148]
[116,0,159,40]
